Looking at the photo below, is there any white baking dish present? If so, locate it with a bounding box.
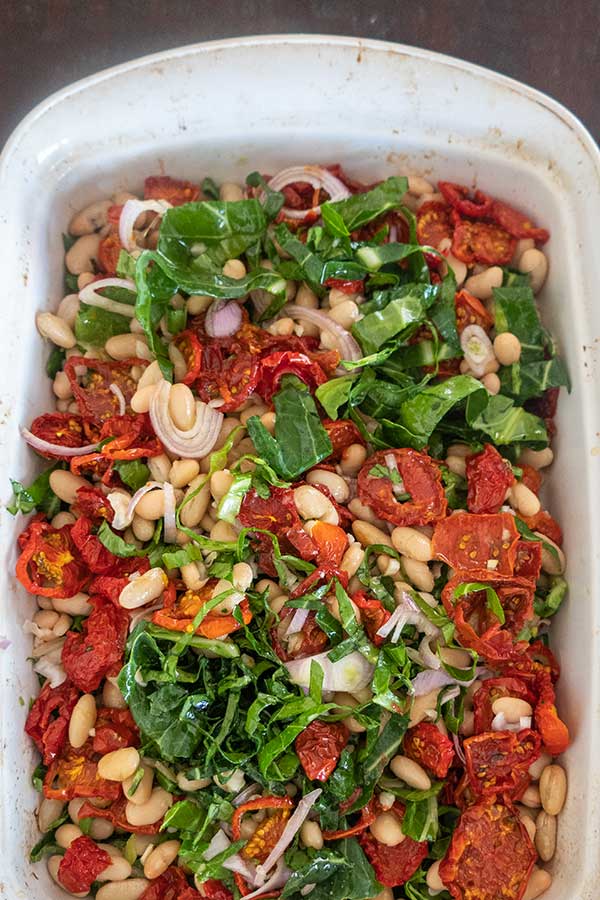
[1,35,599,900]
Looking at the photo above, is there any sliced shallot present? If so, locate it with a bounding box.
[162,481,177,543]
[109,382,126,416]
[21,427,98,458]
[284,650,373,693]
[284,607,310,637]
[491,712,532,733]
[149,379,223,458]
[282,305,362,361]
[79,277,137,317]
[205,299,243,338]
[267,165,351,220]
[460,325,496,377]
[254,789,322,886]
[119,198,171,252]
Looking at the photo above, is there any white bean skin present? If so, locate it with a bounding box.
[493,331,522,366]
[340,443,367,475]
[509,482,541,518]
[390,755,432,791]
[370,812,405,847]
[69,200,113,236]
[65,233,102,274]
[219,182,244,202]
[96,880,150,900]
[519,447,554,470]
[537,533,566,575]
[300,820,324,850]
[519,248,549,294]
[55,823,84,849]
[52,592,92,616]
[180,478,211,528]
[54,370,73,399]
[340,543,365,577]
[132,515,155,542]
[135,488,165,520]
[69,694,97,748]
[38,798,65,832]
[521,784,542,809]
[348,498,387,527]
[52,511,76,528]
[539,764,567,815]
[511,238,535,266]
[168,383,196,430]
[391,526,432,562]
[529,753,552,781]
[402,556,434,592]
[102,678,128,709]
[352,519,393,549]
[293,485,339,524]
[105,334,151,361]
[96,846,133,882]
[306,468,350,503]
[210,469,234,501]
[535,811,557,861]
[147,454,172,484]
[464,266,503,300]
[143,840,181,879]
[49,470,91,504]
[98,748,141,782]
[492,696,533,721]
[125,788,173,827]
[119,568,168,610]
[37,312,77,349]
[131,385,155,414]
[123,765,154,806]
[523,868,552,900]
[426,860,445,892]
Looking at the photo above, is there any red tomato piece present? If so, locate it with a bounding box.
[62,598,130,692]
[79,795,163,835]
[98,233,123,274]
[173,329,203,385]
[152,580,252,639]
[144,175,201,205]
[403,722,455,778]
[65,356,145,424]
[58,835,112,894]
[92,707,140,754]
[472,677,535,734]
[454,289,494,334]
[514,539,543,582]
[452,218,516,266]
[239,487,318,569]
[519,464,542,496]
[489,198,550,244]
[323,277,365,294]
[139,868,195,900]
[73,485,114,523]
[438,181,494,219]
[16,521,87,598]
[196,880,233,900]
[416,200,453,247]
[322,419,366,461]
[311,521,348,566]
[44,740,121,801]
[272,608,329,662]
[28,412,88,459]
[70,515,141,576]
[520,509,563,546]
[358,805,428,887]
[255,350,331,403]
[534,676,570,755]
[217,350,261,412]
[352,590,390,647]
[466,444,515,514]
[432,511,520,575]
[358,449,447,527]
[439,798,536,900]
[25,681,80,765]
[295,719,350,781]
[464,729,541,799]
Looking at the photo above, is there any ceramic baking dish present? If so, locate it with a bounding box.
[0,35,599,900]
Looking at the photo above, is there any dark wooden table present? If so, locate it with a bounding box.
[2,0,599,147]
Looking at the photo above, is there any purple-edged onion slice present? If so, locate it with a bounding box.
[21,427,98,458]
[282,304,362,361]
[79,278,137,317]
[267,166,351,220]
[119,198,171,252]
[205,299,243,338]
[149,379,223,458]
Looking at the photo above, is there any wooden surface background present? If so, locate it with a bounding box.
[1,0,599,146]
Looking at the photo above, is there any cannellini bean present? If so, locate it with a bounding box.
[306,468,350,503]
[370,812,405,847]
[98,747,140,782]
[213,769,245,792]
[65,233,102,274]
[210,521,238,542]
[168,383,196,430]
[69,200,112,235]
[409,688,440,727]
[143,840,181,879]
[391,526,432,562]
[166,342,187,382]
[426,860,445,892]
[55,823,84,849]
[521,784,542,808]
[340,543,365,578]
[256,579,280,600]
[523,868,552,900]
[445,454,467,478]
[180,477,211,528]
[210,469,233,501]
[168,458,199,489]
[269,317,295,336]
[539,764,567,815]
[77,272,96,290]
[96,879,150,900]
[36,312,77,349]
[333,691,366,733]
[52,511,76,528]
[57,293,81,328]
[125,788,173,827]
[512,238,535,266]
[352,519,393,549]
[406,175,435,196]
[519,248,549,294]
[537,533,566,575]
[69,694,97,748]
[223,258,246,278]
[147,454,172,484]
[401,556,434,592]
[390,755,432,790]
[135,488,165,520]
[535,811,557,861]
[219,182,244,202]
[239,403,268,425]
[38,798,65,833]
[493,331,522,366]
[300,820,324,850]
[131,514,155,542]
[439,646,472,668]
[464,266,503,300]
[438,237,467,286]
[49,470,91,505]
[47,855,87,896]
[377,553,400,577]
[519,447,554,469]
[96,846,133,882]
[492,696,533,721]
[232,562,253,592]
[123,765,154,806]
[187,294,213,314]
[137,360,162,390]
[328,300,361,330]
[340,443,367,475]
[53,592,92,616]
[518,809,537,842]
[529,753,552,781]
[269,594,288,614]
[119,568,168,610]
[105,333,152,361]
[180,561,207,591]
[509,482,541,518]
[482,372,501,394]
[102,677,128,709]
[460,710,475,736]
[53,370,73,399]
[294,485,339,524]
[131,385,156,414]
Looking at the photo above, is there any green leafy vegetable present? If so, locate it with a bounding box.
[46,346,66,379]
[321,176,408,233]
[453,581,505,625]
[113,459,150,492]
[352,284,438,355]
[7,464,62,517]
[466,392,548,447]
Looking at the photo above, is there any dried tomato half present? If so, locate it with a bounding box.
[464,729,541,799]
[295,719,349,781]
[98,232,123,275]
[489,198,550,244]
[139,868,192,900]
[92,707,140,754]
[352,590,390,647]
[144,175,201,205]
[438,182,494,219]
[519,464,542,496]
[65,356,144,424]
[62,598,130,692]
[514,539,542,582]
[173,329,203,385]
[44,740,120,801]
[452,218,516,266]
[255,350,330,403]
[239,487,318,574]
[466,444,515,514]
[70,515,141,576]
[454,289,494,334]
[416,200,453,247]
[358,449,447,527]
[196,881,232,900]
[28,412,88,459]
[534,676,570,755]
[403,722,455,778]
[359,804,428,887]
[73,485,114,523]
[231,796,294,895]
[311,521,348,567]
[432,511,520,575]
[25,680,80,765]
[322,419,366,460]
[16,520,86,598]
[212,350,261,412]
[324,277,365,294]
[152,580,252,639]
[472,677,535,734]
[58,835,112,894]
[519,509,563,546]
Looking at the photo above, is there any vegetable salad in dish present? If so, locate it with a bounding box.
[11,166,570,900]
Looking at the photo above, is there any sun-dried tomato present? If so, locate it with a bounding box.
[98,413,163,461]
[432,511,520,575]
[534,676,570,755]
[358,449,447,527]
[44,740,120,801]
[70,452,114,483]
[416,200,453,247]
[98,233,123,274]
[255,350,331,403]
[438,182,494,219]
[295,719,349,781]
[62,598,129,692]
[452,218,516,266]
[321,419,366,460]
[58,835,112,893]
[28,412,88,459]
[231,796,294,894]
[464,729,541,799]
[466,444,515,514]
[25,680,80,765]
[519,464,542,496]
[196,881,232,900]
[324,277,365,294]
[520,509,563,546]
[65,356,145,424]
[173,329,203,385]
[16,520,86,598]
[442,570,534,663]
[139,867,191,900]
[352,590,390,646]
[70,515,141,576]
[213,349,261,412]
[239,487,318,574]
[144,175,201,205]
[272,607,329,662]
[311,521,348,566]
[489,198,550,244]
[472,677,535,734]
[454,289,494,334]
[513,539,542,582]
[439,797,536,900]
[72,485,114,523]
[92,707,140,754]
[152,579,252,639]
[403,722,455,778]
[359,804,428,887]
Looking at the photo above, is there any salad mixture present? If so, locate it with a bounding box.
[12,166,571,900]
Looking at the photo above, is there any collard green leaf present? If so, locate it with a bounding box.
[113,459,150,492]
[321,176,408,233]
[466,392,548,447]
[352,284,438,355]
[287,838,381,900]
[46,346,66,379]
[75,303,131,347]
[499,357,570,404]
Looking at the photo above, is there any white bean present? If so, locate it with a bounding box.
[125,787,173,827]
[177,773,211,791]
[210,469,234,501]
[96,846,133,882]
[232,562,253,592]
[38,798,65,833]
[49,470,91,505]
[377,553,400,577]
[293,485,339,525]
[53,592,92,616]
[401,556,434,591]
[328,300,361,330]
[135,488,165,520]
[539,764,567,815]
[340,443,367,475]
[143,840,181,879]
[390,755,431,791]
[306,468,350,503]
[69,200,112,236]
[406,175,435,196]
[300,820,324,850]
[132,515,155,542]
[105,333,151,361]
[98,747,140,782]
[123,765,154,806]
[131,385,156,414]
[119,568,168,610]
[519,447,554,470]
[491,696,533,721]
[409,688,440,727]
[523,868,552,900]
[53,370,73,399]
[37,312,77,349]
[370,812,405,847]
[169,459,200,489]
[509,482,541,518]
[439,646,472,668]
[219,182,244,202]
[521,784,542,809]
[340,543,365,578]
[55,823,83,849]
[493,331,522,366]
[519,248,549,294]
[446,454,467,477]
[180,561,207,591]
[482,372,501,395]
[210,521,238,542]
[69,694,97,748]
[96,880,150,900]
[537,533,566,575]
[352,519,393,549]
[168,383,196,430]
[180,477,210,528]
[223,258,246,279]
[102,677,128,709]
[512,238,535,266]
[426,860,444,892]
[535,811,557,861]
[528,753,552,782]
[391,526,432,562]
[52,511,76,528]
[464,266,503,300]
[65,233,102,274]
